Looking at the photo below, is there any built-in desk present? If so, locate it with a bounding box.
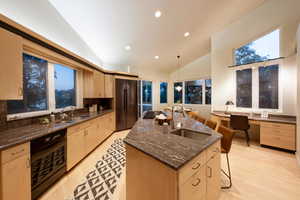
[211,111,296,151]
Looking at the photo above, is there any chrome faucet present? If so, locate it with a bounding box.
[171,105,186,129]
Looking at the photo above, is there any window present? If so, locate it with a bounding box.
[142,81,152,112]
[54,64,76,109]
[160,82,168,104]
[185,80,203,104]
[259,65,279,109]
[235,30,280,65]
[236,69,252,108]
[7,54,79,118]
[7,54,48,114]
[205,79,212,105]
[174,82,183,104]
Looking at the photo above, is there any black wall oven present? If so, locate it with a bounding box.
[30,129,66,200]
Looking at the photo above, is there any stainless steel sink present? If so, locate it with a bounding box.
[170,129,211,140]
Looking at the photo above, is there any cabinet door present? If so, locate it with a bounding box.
[67,130,85,171]
[94,71,105,98]
[83,71,94,98]
[104,74,114,98]
[1,154,31,200]
[85,124,100,155]
[0,28,23,100]
[206,153,221,200]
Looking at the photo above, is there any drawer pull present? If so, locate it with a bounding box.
[207,166,212,178]
[26,158,31,168]
[192,162,201,170]
[192,178,201,187]
[213,148,219,153]
[11,148,24,156]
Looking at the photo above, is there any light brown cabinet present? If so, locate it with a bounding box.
[0,143,31,200]
[260,122,296,151]
[67,113,114,170]
[0,28,23,100]
[126,140,221,200]
[104,74,114,98]
[83,70,105,98]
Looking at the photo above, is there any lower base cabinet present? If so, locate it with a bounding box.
[67,112,115,171]
[126,140,221,200]
[0,143,31,200]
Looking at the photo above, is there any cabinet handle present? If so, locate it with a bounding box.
[26,158,31,168]
[207,166,212,178]
[213,148,219,153]
[192,162,201,170]
[84,130,88,136]
[192,178,201,187]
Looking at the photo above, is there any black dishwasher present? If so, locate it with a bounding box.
[31,129,66,200]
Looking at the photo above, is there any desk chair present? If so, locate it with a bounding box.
[230,115,250,146]
[217,125,235,189]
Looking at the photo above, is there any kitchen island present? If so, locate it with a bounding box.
[124,113,222,200]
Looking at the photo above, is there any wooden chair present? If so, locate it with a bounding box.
[187,111,206,124]
[217,125,235,189]
[205,119,217,130]
[230,115,250,146]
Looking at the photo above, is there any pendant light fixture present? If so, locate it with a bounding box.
[175,55,183,92]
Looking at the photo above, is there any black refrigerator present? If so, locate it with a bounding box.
[115,79,138,131]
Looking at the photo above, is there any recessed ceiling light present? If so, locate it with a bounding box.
[124,45,131,51]
[154,56,159,59]
[155,10,162,18]
[184,32,190,37]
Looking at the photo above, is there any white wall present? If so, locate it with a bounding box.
[211,0,300,115]
[0,0,106,68]
[297,24,300,165]
[169,54,212,118]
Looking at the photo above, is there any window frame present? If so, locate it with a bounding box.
[7,54,83,121]
[233,60,282,113]
[173,78,212,106]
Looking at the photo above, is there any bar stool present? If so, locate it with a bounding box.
[205,119,217,130]
[230,115,250,146]
[187,112,206,124]
[217,125,235,189]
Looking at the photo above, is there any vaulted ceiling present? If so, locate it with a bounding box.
[48,0,267,73]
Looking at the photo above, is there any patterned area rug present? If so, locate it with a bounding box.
[73,139,126,200]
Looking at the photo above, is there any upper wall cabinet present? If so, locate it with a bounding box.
[104,74,114,98]
[83,70,105,98]
[0,28,23,100]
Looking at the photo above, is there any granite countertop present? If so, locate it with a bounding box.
[124,114,222,170]
[0,109,113,151]
[211,111,296,124]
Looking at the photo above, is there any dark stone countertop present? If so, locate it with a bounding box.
[0,110,113,151]
[211,111,296,124]
[124,114,222,170]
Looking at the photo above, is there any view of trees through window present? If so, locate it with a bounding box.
[235,30,280,65]
[174,82,183,104]
[142,81,152,112]
[54,64,76,109]
[236,69,252,108]
[160,82,167,104]
[259,65,279,109]
[7,54,48,114]
[205,79,212,104]
[185,80,203,104]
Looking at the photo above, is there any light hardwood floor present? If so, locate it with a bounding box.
[39,131,300,200]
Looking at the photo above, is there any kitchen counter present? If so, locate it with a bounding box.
[124,113,222,170]
[0,109,113,151]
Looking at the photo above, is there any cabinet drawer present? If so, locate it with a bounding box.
[179,166,206,200]
[1,143,30,164]
[260,126,295,138]
[260,131,295,151]
[260,122,295,131]
[67,121,91,135]
[206,141,220,161]
[179,151,206,185]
